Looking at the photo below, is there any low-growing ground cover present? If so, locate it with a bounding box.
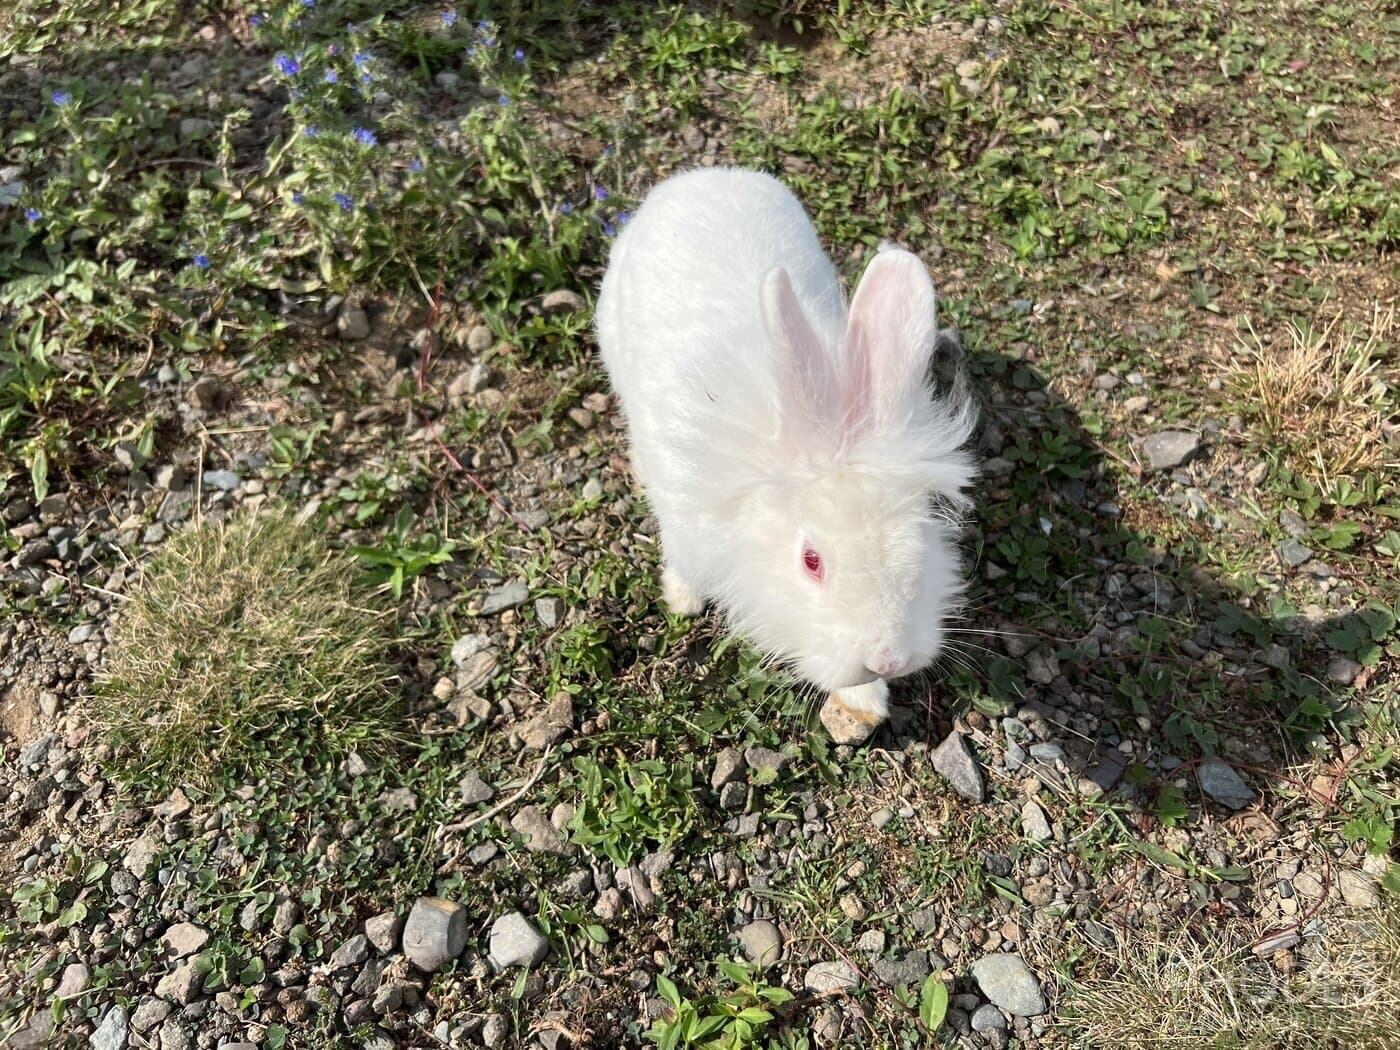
[1,1,1396,1048]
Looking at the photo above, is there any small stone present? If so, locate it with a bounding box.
[459,771,495,805]
[201,469,240,491]
[711,748,745,790]
[129,996,171,1032]
[160,922,209,959]
[1293,871,1324,898]
[481,1014,508,1049]
[272,896,300,935]
[873,951,930,988]
[719,782,746,811]
[738,920,783,968]
[519,693,573,750]
[540,289,587,314]
[1142,430,1200,471]
[971,1004,1008,1032]
[178,117,213,141]
[1197,757,1257,810]
[594,888,624,923]
[123,836,161,879]
[512,805,572,854]
[1327,656,1362,685]
[329,933,370,969]
[364,910,403,954]
[153,787,193,821]
[1278,539,1313,568]
[1252,931,1300,956]
[155,960,203,1005]
[970,953,1046,1016]
[804,960,859,994]
[466,325,494,352]
[337,300,371,341]
[872,807,895,830]
[403,898,468,971]
[932,730,985,802]
[56,961,89,997]
[91,1005,128,1050]
[1020,800,1052,841]
[480,579,529,615]
[744,746,789,777]
[113,441,146,472]
[820,693,879,745]
[450,632,492,667]
[534,596,565,629]
[1338,869,1379,909]
[1082,748,1127,793]
[857,929,887,954]
[1025,648,1058,685]
[488,911,549,970]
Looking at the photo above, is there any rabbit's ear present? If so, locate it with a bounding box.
[841,249,937,434]
[762,266,835,429]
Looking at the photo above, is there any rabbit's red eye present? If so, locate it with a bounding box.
[802,547,824,582]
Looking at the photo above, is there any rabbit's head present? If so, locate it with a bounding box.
[719,248,977,692]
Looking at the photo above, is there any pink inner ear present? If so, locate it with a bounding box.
[840,249,937,439]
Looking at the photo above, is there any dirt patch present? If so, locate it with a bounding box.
[0,679,41,749]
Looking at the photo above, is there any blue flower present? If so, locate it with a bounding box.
[442,10,457,26]
[333,192,354,210]
[302,0,315,6]
[497,94,508,106]
[361,72,372,85]
[409,158,424,173]
[483,36,496,47]
[512,48,525,63]
[24,208,40,222]
[193,254,211,268]
[465,46,475,57]
[250,13,264,26]
[292,192,305,205]
[602,221,616,237]
[353,51,370,66]
[275,54,300,76]
[560,202,573,214]
[304,125,319,138]
[617,211,631,225]
[325,69,338,83]
[594,187,609,201]
[51,90,73,105]
[352,127,377,146]
[477,19,488,29]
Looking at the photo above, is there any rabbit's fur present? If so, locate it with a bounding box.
[596,168,976,720]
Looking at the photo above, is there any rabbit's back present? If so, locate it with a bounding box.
[596,168,845,439]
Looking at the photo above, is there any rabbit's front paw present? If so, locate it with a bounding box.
[662,566,704,616]
[831,679,889,724]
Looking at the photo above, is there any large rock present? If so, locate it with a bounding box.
[488,912,549,970]
[820,694,879,745]
[403,897,467,972]
[970,953,1046,1016]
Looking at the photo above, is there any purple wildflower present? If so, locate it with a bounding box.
[512,48,525,63]
[250,13,264,26]
[51,90,73,105]
[353,51,370,66]
[352,127,377,146]
[305,125,319,138]
[594,187,609,201]
[275,54,300,76]
[333,192,353,210]
[601,221,616,237]
[617,211,631,225]
[24,208,40,222]
[193,254,211,268]
[292,192,305,205]
[497,94,508,106]
[560,202,573,214]
[442,10,457,26]
[325,69,338,83]
[409,158,424,173]
[361,72,372,85]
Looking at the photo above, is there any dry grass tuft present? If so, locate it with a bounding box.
[94,508,400,788]
[1231,304,1397,483]
[1058,905,1400,1049]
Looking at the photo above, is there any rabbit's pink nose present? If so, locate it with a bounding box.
[865,647,906,680]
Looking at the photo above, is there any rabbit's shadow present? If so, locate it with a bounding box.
[898,324,1376,918]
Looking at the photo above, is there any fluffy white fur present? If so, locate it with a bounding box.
[595,168,977,719]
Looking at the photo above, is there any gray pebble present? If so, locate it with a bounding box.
[488,911,549,970]
[932,730,984,802]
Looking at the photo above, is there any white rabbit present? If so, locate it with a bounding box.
[595,167,976,723]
